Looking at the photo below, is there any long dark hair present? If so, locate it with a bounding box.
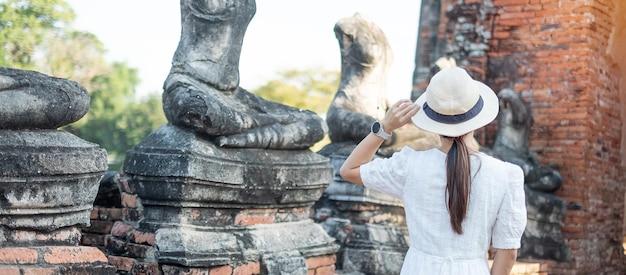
[445,135,472,234]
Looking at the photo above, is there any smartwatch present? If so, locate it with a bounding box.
[371,121,391,140]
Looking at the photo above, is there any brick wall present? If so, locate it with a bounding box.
[0,246,115,274]
[486,0,625,273]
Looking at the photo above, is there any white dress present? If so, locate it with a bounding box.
[360,147,527,275]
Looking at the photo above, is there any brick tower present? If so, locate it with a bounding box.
[414,0,626,274]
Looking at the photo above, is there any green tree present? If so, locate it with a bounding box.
[35,30,111,93]
[251,68,339,151]
[123,95,167,150]
[252,68,338,114]
[0,0,75,69]
[1,0,168,171]
[65,62,167,171]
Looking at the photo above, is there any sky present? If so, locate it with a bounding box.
[65,0,421,102]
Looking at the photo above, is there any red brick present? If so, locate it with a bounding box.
[81,233,105,247]
[122,208,144,221]
[493,31,511,39]
[305,254,336,269]
[499,11,536,20]
[111,221,135,237]
[91,207,100,219]
[43,246,108,264]
[132,261,160,275]
[210,265,233,275]
[83,220,114,234]
[130,230,156,246]
[494,0,530,5]
[106,208,124,221]
[233,262,261,275]
[126,243,150,258]
[0,267,22,275]
[0,247,39,264]
[0,267,20,275]
[121,193,138,208]
[108,255,135,272]
[119,176,133,193]
[497,18,527,26]
[105,235,128,254]
[20,267,59,275]
[522,4,542,11]
[311,265,335,275]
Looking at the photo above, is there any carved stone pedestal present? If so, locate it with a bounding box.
[0,130,114,274]
[315,143,409,274]
[123,124,339,274]
[519,186,571,262]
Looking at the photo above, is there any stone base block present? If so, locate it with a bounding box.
[342,247,406,275]
[124,124,333,208]
[520,186,571,262]
[155,220,339,269]
[0,129,107,232]
[322,220,408,274]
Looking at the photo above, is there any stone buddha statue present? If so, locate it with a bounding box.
[162,0,327,149]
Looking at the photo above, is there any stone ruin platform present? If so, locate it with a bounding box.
[121,124,339,273]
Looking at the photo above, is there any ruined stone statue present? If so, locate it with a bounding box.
[122,1,339,271]
[0,66,106,230]
[325,13,439,157]
[162,0,326,149]
[315,13,437,274]
[0,67,111,271]
[0,67,89,129]
[492,88,562,192]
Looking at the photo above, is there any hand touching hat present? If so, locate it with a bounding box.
[411,67,499,137]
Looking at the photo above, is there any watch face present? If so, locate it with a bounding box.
[372,122,381,133]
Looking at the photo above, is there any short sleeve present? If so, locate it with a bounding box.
[492,163,527,249]
[359,146,413,199]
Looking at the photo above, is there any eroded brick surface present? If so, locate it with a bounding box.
[130,230,155,246]
[20,267,59,275]
[43,246,108,264]
[209,265,234,275]
[233,262,261,275]
[110,221,134,237]
[0,247,38,264]
[0,267,20,275]
[107,255,135,272]
[305,254,336,270]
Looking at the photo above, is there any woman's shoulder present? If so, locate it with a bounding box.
[476,152,524,174]
[395,146,445,159]
[473,153,525,193]
[382,147,444,168]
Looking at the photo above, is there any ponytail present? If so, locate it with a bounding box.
[445,135,472,234]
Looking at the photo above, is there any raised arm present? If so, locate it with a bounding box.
[339,99,420,185]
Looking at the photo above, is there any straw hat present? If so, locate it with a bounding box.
[411,67,498,137]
